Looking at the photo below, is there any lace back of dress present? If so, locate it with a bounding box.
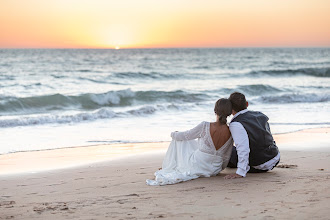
[198,122,216,155]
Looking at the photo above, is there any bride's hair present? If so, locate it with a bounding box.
[214,98,232,125]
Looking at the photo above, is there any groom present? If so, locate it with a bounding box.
[224,92,280,179]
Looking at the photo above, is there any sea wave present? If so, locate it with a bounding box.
[0,89,207,114]
[258,93,330,103]
[249,67,330,77]
[0,108,116,127]
[0,103,190,128]
[206,84,284,98]
[1,84,328,116]
[112,71,181,80]
[110,67,330,80]
[236,84,283,95]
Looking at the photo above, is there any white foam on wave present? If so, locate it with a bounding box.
[0,102,197,128]
[258,93,330,103]
[90,89,135,105]
[0,108,116,127]
[127,106,159,116]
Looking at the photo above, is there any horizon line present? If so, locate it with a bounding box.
[1,46,330,50]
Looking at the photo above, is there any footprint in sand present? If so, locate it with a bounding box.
[276,164,298,168]
[116,194,140,204]
[148,213,166,218]
[2,196,11,198]
[0,201,15,208]
[116,199,128,204]
[178,187,205,192]
[307,198,320,202]
[126,194,139,197]
[33,202,70,214]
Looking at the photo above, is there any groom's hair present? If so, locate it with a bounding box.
[229,92,247,112]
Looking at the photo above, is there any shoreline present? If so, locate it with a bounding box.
[0,127,329,176]
[1,126,329,156]
[0,140,171,156]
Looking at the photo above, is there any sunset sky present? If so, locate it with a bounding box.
[1,0,330,48]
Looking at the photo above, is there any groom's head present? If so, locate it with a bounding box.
[229,92,248,115]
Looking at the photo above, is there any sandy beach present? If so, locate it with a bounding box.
[1,128,330,219]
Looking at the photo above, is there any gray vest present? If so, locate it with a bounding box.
[231,111,279,166]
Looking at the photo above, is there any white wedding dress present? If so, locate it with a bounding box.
[146,121,233,186]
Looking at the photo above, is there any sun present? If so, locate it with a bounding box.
[97,24,139,49]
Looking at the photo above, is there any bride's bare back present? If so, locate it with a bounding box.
[210,123,231,150]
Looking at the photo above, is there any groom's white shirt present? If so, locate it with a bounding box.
[229,109,280,177]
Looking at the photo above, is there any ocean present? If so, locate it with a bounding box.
[0,48,329,154]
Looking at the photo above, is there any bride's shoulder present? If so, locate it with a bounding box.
[199,121,210,127]
[194,121,210,130]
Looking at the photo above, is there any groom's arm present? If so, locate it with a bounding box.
[225,122,250,179]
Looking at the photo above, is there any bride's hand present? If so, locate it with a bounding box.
[224,174,243,179]
[170,131,178,138]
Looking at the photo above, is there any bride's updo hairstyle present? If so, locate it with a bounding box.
[214,98,232,125]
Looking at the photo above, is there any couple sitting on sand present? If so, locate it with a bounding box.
[146,92,280,186]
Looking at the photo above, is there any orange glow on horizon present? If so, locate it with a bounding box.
[1,0,330,48]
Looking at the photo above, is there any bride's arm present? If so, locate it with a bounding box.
[171,122,205,141]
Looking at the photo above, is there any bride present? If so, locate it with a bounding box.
[146,98,233,186]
